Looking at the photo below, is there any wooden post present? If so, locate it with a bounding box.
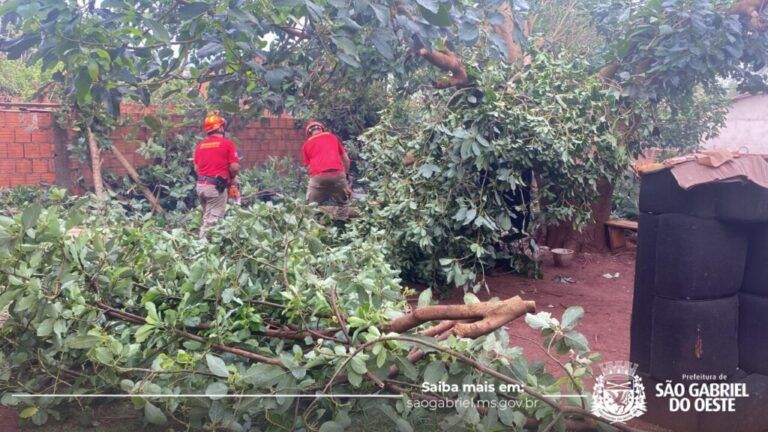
[86,127,105,202]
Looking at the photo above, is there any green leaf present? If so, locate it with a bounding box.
[243,363,286,387]
[376,347,387,368]
[206,354,230,378]
[331,36,358,58]
[337,52,360,68]
[21,204,43,231]
[395,418,414,432]
[417,289,432,307]
[36,319,53,337]
[144,402,167,425]
[134,324,155,343]
[418,3,452,27]
[497,405,516,426]
[74,69,92,105]
[19,406,38,419]
[369,3,389,24]
[0,290,15,311]
[564,331,589,353]
[525,312,553,329]
[143,115,162,132]
[423,361,445,384]
[463,292,480,305]
[347,370,362,387]
[319,421,345,432]
[68,335,101,349]
[370,29,394,60]
[178,2,210,20]
[145,19,171,44]
[93,347,114,364]
[415,0,438,13]
[397,357,418,381]
[561,306,584,331]
[206,381,229,400]
[145,302,159,325]
[87,60,99,81]
[349,356,367,374]
[0,0,20,15]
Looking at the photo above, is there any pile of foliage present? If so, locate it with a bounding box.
[361,55,629,291]
[0,197,612,431]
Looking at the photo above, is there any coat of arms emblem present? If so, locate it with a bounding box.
[591,361,647,423]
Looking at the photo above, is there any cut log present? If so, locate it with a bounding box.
[388,296,535,335]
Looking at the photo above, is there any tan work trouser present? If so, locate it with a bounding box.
[306,174,350,221]
[197,183,227,238]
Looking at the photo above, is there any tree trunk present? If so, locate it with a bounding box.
[109,145,164,213]
[86,127,105,202]
[545,179,613,252]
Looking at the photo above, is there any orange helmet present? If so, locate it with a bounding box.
[305,121,325,138]
[203,114,226,134]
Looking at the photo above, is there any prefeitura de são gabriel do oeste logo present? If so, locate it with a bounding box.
[591,361,647,423]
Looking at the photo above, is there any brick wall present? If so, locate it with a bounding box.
[0,109,57,188]
[0,104,305,190]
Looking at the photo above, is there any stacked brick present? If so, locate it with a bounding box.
[0,104,305,191]
[632,168,768,432]
[0,109,57,188]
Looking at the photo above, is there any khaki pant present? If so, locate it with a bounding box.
[306,174,349,220]
[197,183,227,238]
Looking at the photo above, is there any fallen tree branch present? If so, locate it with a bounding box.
[109,145,164,214]
[329,286,351,343]
[96,302,285,367]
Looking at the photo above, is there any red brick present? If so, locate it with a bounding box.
[32,159,51,173]
[23,143,45,158]
[15,159,31,172]
[30,131,52,144]
[0,176,10,188]
[7,145,23,158]
[14,129,31,143]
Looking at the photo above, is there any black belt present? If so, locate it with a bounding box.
[321,169,341,173]
[198,175,221,183]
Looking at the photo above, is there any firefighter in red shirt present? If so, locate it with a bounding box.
[302,121,351,220]
[194,114,241,238]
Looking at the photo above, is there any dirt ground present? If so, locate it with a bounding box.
[489,249,636,368]
[477,249,670,432]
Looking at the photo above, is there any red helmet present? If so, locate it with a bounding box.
[203,114,226,134]
[305,121,325,138]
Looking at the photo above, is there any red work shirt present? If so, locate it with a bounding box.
[194,135,240,181]
[302,132,347,176]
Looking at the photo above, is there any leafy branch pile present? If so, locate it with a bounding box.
[361,55,630,291]
[0,198,623,431]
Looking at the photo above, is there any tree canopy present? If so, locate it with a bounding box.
[1,0,765,117]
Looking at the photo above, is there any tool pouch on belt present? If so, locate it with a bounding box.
[214,176,228,193]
